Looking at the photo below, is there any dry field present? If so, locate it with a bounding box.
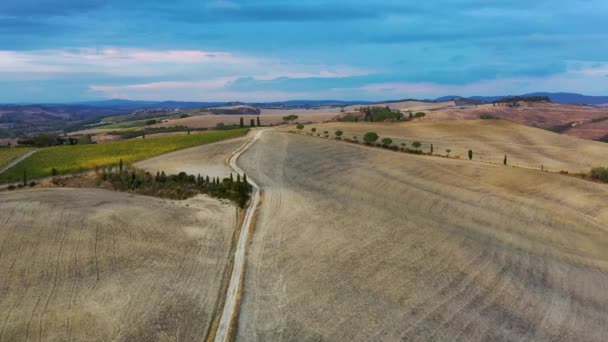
[0,188,237,341]
[135,133,251,179]
[235,131,608,341]
[299,120,608,172]
[430,102,608,140]
[150,113,339,130]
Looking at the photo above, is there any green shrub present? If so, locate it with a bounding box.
[590,167,608,182]
[363,132,379,144]
[381,137,393,146]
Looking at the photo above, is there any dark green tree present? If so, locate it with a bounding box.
[297,124,304,130]
[504,154,508,166]
[119,159,123,172]
[240,117,244,128]
[363,132,379,144]
[257,116,261,126]
[468,149,473,160]
[381,137,393,146]
[431,144,434,154]
[250,119,255,127]
[414,112,426,120]
[412,141,421,149]
[335,130,343,137]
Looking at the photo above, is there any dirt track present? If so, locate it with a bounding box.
[0,188,236,341]
[235,131,608,341]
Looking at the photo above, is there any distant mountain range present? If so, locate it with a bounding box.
[76,99,372,108]
[434,92,608,106]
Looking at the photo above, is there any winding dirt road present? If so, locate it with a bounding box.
[214,130,263,342]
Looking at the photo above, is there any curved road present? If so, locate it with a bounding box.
[214,130,263,342]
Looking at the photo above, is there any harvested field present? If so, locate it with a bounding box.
[430,102,608,140]
[235,131,608,341]
[135,132,251,179]
[300,120,608,172]
[0,188,237,341]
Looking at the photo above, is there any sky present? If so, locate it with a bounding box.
[0,0,607,102]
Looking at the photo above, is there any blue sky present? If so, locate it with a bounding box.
[1,0,607,102]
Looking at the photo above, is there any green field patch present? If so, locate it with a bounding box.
[0,147,34,168]
[0,129,248,183]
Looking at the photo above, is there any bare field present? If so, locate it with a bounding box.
[299,120,608,172]
[135,132,251,179]
[236,131,608,341]
[0,188,237,341]
[430,102,608,140]
[150,113,339,130]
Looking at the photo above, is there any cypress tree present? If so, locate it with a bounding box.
[256,116,261,126]
[250,119,255,127]
[230,173,234,182]
[237,174,241,184]
[155,171,160,182]
[503,154,507,166]
[243,174,248,185]
[206,175,210,184]
[119,159,123,172]
[468,149,473,160]
[240,117,244,128]
[430,144,434,154]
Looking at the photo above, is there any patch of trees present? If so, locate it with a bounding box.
[283,115,299,124]
[358,107,403,122]
[338,113,360,122]
[494,96,551,104]
[479,114,497,120]
[493,96,551,108]
[17,133,95,147]
[97,163,253,207]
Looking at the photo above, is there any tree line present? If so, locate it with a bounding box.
[98,160,253,207]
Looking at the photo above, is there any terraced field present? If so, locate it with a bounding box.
[0,188,237,341]
[235,131,608,341]
[0,147,33,169]
[301,120,608,172]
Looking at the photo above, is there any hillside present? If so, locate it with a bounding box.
[235,131,608,341]
[304,120,608,172]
